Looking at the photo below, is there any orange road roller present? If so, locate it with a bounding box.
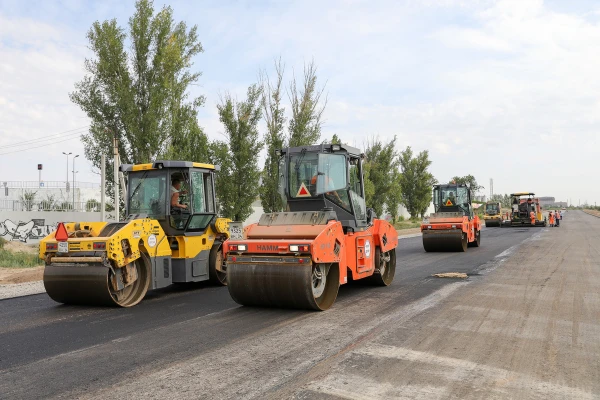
[421,183,482,252]
[223,144,399,311]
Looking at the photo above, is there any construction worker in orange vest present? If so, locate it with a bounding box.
[549,211,554,227]
[529,210,535,226]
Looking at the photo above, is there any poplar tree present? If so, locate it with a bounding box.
[70,0,208,185]
[215,84,263,221]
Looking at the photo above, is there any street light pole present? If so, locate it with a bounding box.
[72,154,79,210]
[62,152,72,193]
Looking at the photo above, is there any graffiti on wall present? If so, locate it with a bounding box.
[0,219,57,242]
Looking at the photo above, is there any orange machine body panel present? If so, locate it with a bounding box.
[223,219,398,285]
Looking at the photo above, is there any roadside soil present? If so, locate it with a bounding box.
[2,241,38,255]
[0,242,43,284]
[397,227,421,235]
[584,209,600,217]
[0,266,44,284]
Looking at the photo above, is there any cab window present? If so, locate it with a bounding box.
[128,170,167,218]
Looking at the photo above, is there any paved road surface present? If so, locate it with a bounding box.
[1,213,596,399]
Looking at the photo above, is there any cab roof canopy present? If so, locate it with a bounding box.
[120,160,218,172]
[510,192,535,197]
[278,143,363,158]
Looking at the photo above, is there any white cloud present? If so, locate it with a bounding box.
[1,0,599,205]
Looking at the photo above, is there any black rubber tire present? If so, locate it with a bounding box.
[208,242,227,286]
[468,230,481,248]
[460,233,468,252]
[365,247,396,286]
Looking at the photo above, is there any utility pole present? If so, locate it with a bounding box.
[62,152,72,192]
[72,154,79,210]
[113,136,120,221]
[101,154,106,221]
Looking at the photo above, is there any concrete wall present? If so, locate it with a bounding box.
[0,211,109,244]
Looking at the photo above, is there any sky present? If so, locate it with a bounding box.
[0,0,599,206]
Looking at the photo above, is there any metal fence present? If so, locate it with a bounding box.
[0,200,105,212]
[0,181,100,189]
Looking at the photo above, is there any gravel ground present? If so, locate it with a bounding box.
[0,281,45,300]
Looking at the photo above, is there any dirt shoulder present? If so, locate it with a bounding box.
[397,227,421,236]
[584,209,600,217]
[0,241,43,284]
[0,266,44,285]
[3,241,38,255]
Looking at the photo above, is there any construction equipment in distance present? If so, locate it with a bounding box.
[39,161,233,307]
[502,192,546,227]
[483,201,502,227]
[421,183,482,252]
[223,144,398,311]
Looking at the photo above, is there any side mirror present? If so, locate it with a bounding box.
[366,208,375,226]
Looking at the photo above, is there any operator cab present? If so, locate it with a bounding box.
[511,192,537,218]
[121,161,217,236]
[485,203,500,215]
[433,184,473,218]
[277,144,368,231]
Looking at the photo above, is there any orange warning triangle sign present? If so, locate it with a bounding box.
[296,182,311,197]
[445,199,453,206]
[55,222,69,241]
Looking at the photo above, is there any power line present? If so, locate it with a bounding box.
[0,135,85,156]
[0,125,90,150]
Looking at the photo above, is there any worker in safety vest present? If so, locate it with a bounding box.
[549,211,554,227]
[529,211,535,225]
[555,210,560,227]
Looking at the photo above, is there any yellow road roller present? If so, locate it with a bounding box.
[39,161,234,307]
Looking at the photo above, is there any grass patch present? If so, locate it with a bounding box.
[394,219,422,230]
[0,249,43,268]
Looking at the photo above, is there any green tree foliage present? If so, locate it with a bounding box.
[450,175,484,199]
[70,0,207,195]
[363,136,400,217]
[362,160,375,208]
[215,84,263,221]
[288,61,327,147]
[386,171,403,223]
[258,60,286,213]
[330,134,342,144]
[399,147,437,219]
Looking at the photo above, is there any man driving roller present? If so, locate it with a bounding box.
[171,178,188,210]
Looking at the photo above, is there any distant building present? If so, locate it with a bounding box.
[538,196,567,208]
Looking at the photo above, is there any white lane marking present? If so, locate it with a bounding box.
[495,245,519,259]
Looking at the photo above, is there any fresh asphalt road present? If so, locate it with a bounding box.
[0,225,537,399]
